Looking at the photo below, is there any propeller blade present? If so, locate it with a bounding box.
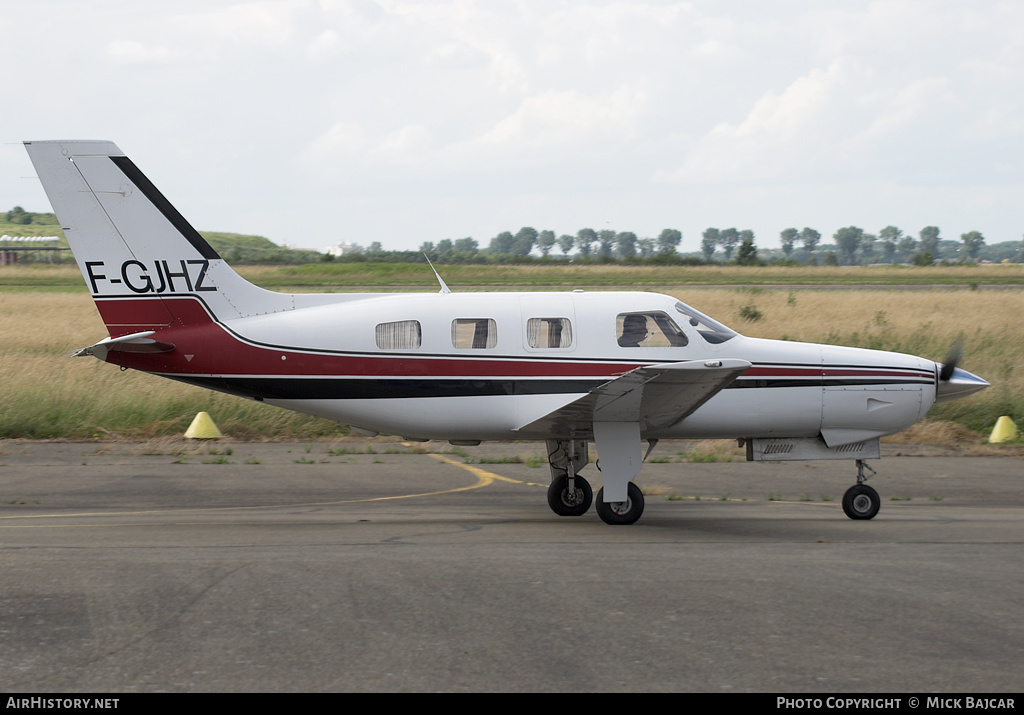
[938,338,963,382]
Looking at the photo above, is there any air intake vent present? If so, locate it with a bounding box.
[748,437,880,462]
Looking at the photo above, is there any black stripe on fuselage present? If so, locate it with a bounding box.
[163,374,931,401]
[109,157,221,260]
[728,377,934,389]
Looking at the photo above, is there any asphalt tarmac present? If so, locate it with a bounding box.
[1,439,1021,693]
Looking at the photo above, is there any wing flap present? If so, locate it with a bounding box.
[516,358,751,436]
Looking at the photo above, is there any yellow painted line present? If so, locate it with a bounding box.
[0,451,538,526]
[425,452,545,488]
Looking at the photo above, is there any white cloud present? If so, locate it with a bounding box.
[105,39,180,64]
[842,77,952,158]
[422,39,488,70]
[306,29,345,62]
[475,83,647,151]
[379,124,433,159]
[306,121,368,157]
[304,121,432,165]
[6,1,1024,251]
[663,63,844,183]
[184,0,306,49]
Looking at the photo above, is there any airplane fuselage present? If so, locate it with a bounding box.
[96,288,937,445]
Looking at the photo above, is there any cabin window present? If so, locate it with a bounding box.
[673,302,737,344]
[527,317,573,348]
[616,312,688,348]
[452,318,497,349]
[375,320,422,349]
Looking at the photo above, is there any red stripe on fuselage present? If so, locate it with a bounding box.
[743,366,932,380]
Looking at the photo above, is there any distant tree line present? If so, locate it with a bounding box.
[331,221,1024,266]
[771,225,996,266]
[6,207,1022,266]
[391,227,691,265]
[2,206,58,226]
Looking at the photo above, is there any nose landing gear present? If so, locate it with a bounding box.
[842,460,880,520]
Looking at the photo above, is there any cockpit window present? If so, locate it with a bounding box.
[616,312,688,348]
[674,302,737,344]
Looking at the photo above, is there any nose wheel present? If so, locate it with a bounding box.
[842,484,880,520]
[842,460,880,520]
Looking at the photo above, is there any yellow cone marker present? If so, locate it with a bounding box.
[185,411,222,439]
[988,416,1018,444]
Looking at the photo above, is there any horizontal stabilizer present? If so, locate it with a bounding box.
[72,331,175,360]
[516,358,751,436]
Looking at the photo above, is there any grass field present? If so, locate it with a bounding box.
[0,264,1020,440]
[0,291,344,440]
[678,287,1022,435]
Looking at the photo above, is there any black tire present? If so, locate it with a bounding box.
[595,482,645,525]
[842,484,880,520]
[547,474,593,516]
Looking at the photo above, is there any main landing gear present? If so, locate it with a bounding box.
[545,439,593,517]
[547,473,593,516]
[842,459,881,520]
[594,482,645,526]
[545,431,646,525]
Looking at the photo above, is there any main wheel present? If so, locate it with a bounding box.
[595,482,645,525]
[842,484,880,520]
[547,474,593,516]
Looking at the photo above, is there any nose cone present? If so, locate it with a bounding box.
[935,366,990,403]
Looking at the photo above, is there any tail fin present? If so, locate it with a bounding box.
[24,140,293,337]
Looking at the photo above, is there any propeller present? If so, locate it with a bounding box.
[938,337,963,382]
[934,336,988,403]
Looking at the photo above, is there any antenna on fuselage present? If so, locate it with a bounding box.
[424,254,452,294]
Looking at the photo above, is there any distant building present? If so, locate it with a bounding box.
[325,241,365,257]
[0,235,67,264]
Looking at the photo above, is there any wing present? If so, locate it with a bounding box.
[516,358,751,436]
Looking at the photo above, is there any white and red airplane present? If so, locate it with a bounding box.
[25,140,989,525]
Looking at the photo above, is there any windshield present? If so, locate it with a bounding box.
[674,301,738,344]
[616,312,688,348]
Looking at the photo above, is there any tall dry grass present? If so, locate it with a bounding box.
[0,292,342,439]
[675,288,1022,433]
[0,286,1019,438]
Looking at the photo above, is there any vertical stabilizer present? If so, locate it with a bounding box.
[24,140,294,337]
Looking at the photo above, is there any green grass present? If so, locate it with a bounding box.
[4,262,1024,291]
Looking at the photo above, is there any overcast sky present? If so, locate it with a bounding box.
[3,0,1022,253]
